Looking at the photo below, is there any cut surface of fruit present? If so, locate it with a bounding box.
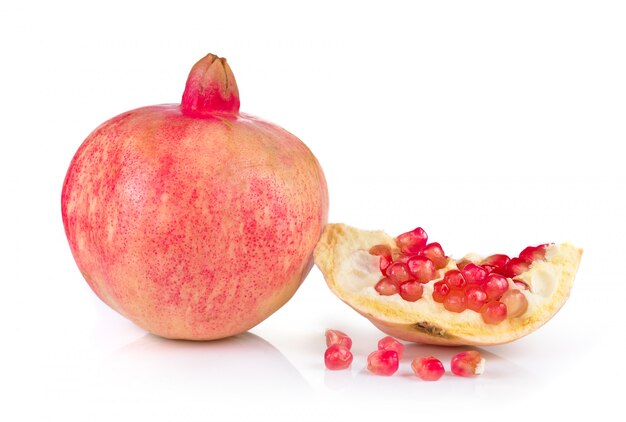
[313,224,582,346]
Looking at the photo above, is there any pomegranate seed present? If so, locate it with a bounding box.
[462,263,488,285]
[501,257,530,278]
[412,356,445,381]
[325,329,352,349]
[399,280,424,302]
[483,273,509,300]
[394,254,414,264]
[519,244,549,263]
[481,264,497,274]
[367,350,399,376]
[406,256,436,283]
[432,280,450,303]
[444,270,466,289]
[451,351,484,377]
[386,262,412,284]
[480,301,507,324]
[378,336,404,359]
[375,277,398,296]
[501,289,529,318]
[324,344,353,370]
[464,285,488,312]
[443,289,466,313]
[419,242,447,269]
[396,227,428,254]
[369,244,393,275]
[482,254,510,268]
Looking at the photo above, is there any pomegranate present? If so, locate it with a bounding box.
[61,54,328,340]
[314,224,582,346]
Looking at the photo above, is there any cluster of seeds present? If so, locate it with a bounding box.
[324,330,484,380]
[369,227,550,324]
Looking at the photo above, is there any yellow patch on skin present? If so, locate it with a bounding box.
[314,224,582,346]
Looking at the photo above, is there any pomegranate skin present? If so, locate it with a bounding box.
[61,55,328,340]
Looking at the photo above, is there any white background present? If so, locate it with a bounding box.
[1,1,624,421]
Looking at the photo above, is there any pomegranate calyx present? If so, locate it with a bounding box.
[181,53,241,117]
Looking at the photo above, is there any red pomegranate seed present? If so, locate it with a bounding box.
[378,336,404,359]
[386,262,412,284]
[501,289,529,318]
[394,253,414,264]
[519,244,549,263]
[462,263,488,285]
[484,273,509,300]
[412,356,445,381]
[480,301,507,324]
[369,244,393,275]
[451,351,484,377]
[443,289,466,313]
[501,257,531,278]
[324,344,353,370]
[482,254,510,268]
[375,277,398,296]
[419,242,447,269]
[432,280,450,303]
[444,270,466,289]
[399,281,424,302]
[464,285,488,312]
[396,227,428,254]
[481,264,497,274]
[325,329,352,349]
[406,256,436,283]
[367,350,399,376]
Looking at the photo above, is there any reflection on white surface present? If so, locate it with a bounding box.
[105,332,310,395]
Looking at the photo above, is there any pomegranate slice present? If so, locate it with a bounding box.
[314,224,582,346]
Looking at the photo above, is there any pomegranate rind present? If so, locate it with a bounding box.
[314,224,582,346]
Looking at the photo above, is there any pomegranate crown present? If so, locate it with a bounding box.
[181,53,240,116]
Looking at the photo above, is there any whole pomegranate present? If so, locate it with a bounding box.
[62,53,328,340]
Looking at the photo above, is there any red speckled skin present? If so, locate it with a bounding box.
[61,105,328,340]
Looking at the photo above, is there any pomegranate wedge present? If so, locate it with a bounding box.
[314,224,582,346]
